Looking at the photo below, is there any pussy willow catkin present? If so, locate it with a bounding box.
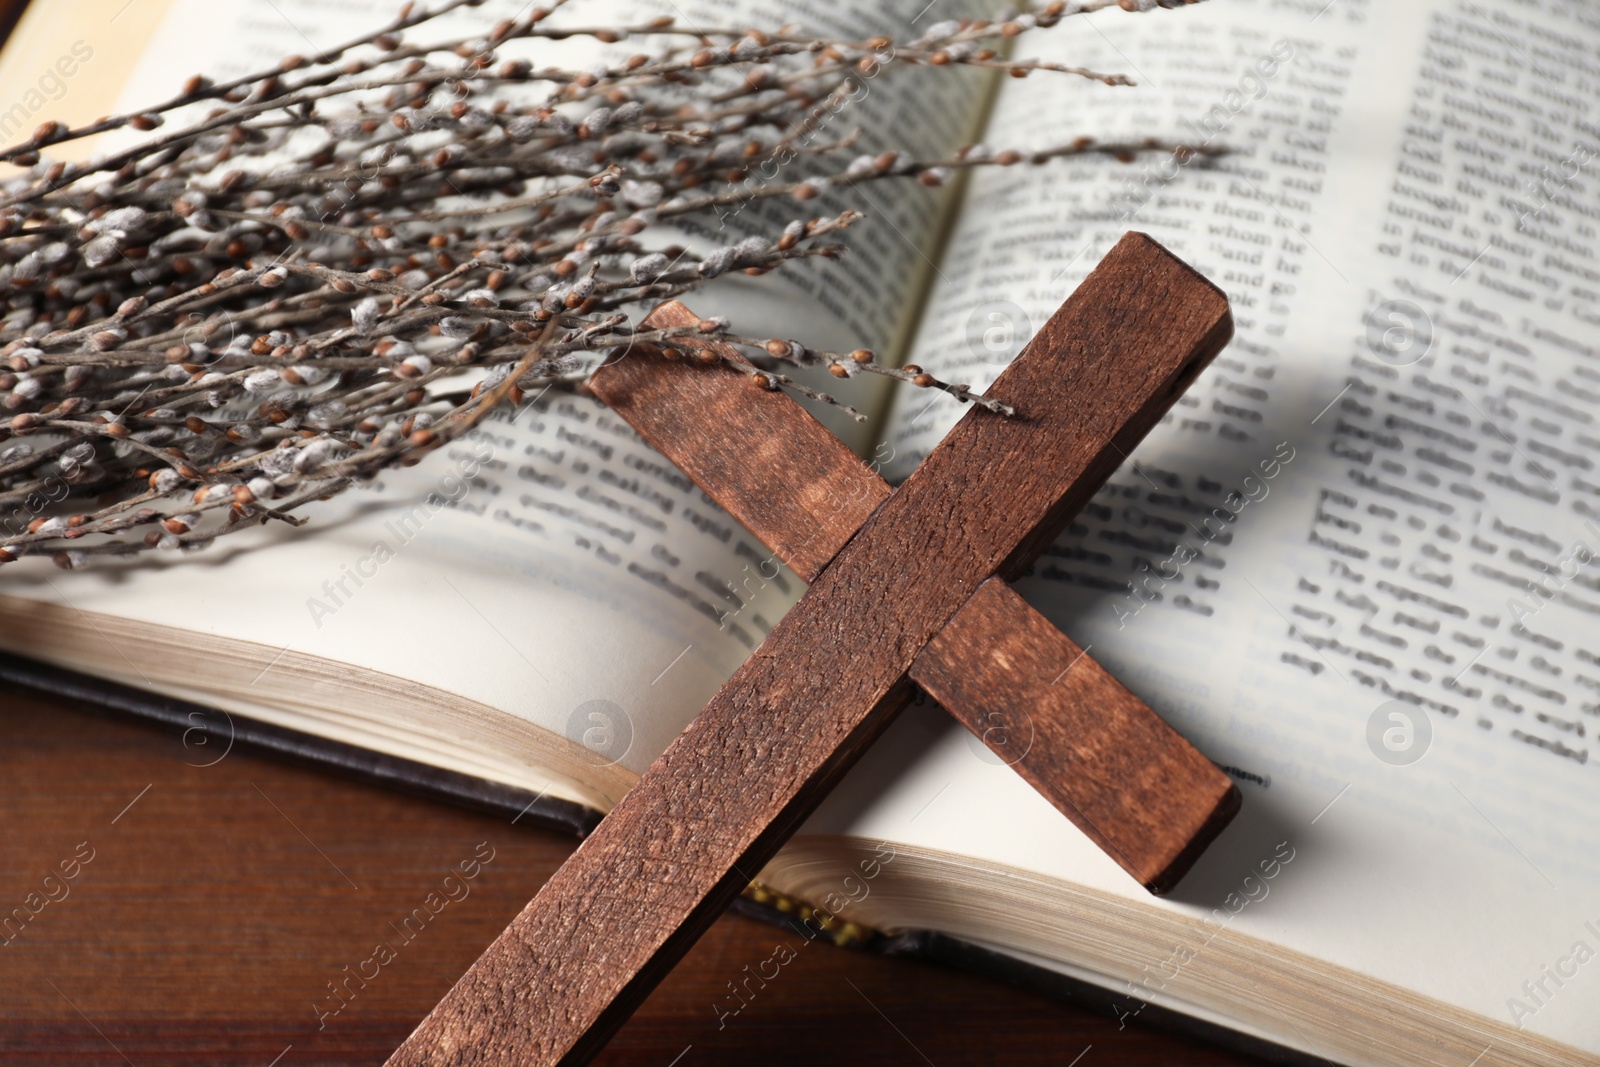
[0,0,1206,569]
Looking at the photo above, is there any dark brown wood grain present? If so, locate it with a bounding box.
[912,578,1239,892]
[387,232,1234,1067]
[591,287,1238,895]
[0,688,1270,1067]
[589,301,891,583]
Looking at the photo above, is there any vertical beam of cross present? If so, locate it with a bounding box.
[388,232,1237,1067]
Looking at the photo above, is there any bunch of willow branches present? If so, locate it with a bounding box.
[0,0,1204,570]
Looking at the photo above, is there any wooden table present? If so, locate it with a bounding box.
[0,689,1263,1066]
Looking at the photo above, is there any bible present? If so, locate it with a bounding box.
[2,1,1598,1064]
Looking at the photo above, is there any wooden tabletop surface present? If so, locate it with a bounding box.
[0,689,1262,1066]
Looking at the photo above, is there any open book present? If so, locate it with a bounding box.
[4,0,1599,1064]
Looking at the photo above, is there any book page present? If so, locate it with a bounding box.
[1,0,991,776]
[823,0,1600,1053]
[0,0,176,153]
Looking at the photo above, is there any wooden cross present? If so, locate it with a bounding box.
[388,232,1239,1066]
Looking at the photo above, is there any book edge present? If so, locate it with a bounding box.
[0,649,603,837]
